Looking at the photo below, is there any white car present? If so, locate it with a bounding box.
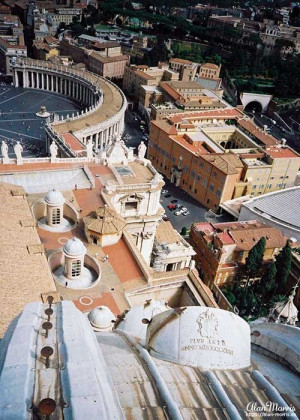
[180,207,188,212]
[182,210,190,216]
[175,209,184,216]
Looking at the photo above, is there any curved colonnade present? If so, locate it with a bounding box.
[13,58,127,156]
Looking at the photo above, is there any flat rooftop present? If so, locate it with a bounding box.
[0,167,92,193]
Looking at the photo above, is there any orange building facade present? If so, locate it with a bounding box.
[148,110,300,209]
[189,220,287,288]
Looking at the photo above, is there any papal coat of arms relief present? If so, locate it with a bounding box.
[197,310,219,339]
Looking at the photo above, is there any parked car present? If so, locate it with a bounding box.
[165,193,171,198]
[174,203,182,209]
[182,210,190,216]
[171,199,178,204]
[180,207,188,212]
[175,209,184,216]
[162,214,170,221]
[168,204,176,210]
[162,189,168,194]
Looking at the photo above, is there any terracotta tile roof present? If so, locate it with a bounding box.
[84,206,126,235]
[168,108,243,124]
[170,58,193,64]
[202,154,241,175]
[171,135,209,155]
[0,182,56,337]
[151,119,178,135]
[237,119,278,146]
[229,225,287,251]
[155,221,181,244]
[201,63,219,69]
[61,133,85,152]
[217,232,235,244]
[135,70,155,80]
[265,145,300,159]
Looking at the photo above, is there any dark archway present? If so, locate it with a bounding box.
[244,101,263,114]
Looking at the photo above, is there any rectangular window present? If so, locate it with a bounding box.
[191,170,195,178]
[199,162,204,168]
[71,260,81,277]
[52,208,61,225]
[196,174,201,182]
[203,179,207,187]
[212,171,217,179]
[209,184,214,192]
[216,189,221,198]
[125,201,138,211]
[252,185,257,190]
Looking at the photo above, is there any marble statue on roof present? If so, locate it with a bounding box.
[14,141,23,163]
[138,140,147,160]
[1,140,8,160]
[86,139,93,159]
[50,140,58,159]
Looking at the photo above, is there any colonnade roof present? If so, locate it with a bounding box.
[14,59,125,135]
[52,75,123,134]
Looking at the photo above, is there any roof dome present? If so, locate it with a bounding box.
[114,299,170,343]
[63,237,86,257]
[44,189,65,206]
[146,307,251,369]
[88,306,116,331]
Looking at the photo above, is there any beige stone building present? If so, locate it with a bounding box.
[0,35,27,75]
[199,62,221,79]
[60,38,129,80]
[169,57,198,81]
[122,63,179,102]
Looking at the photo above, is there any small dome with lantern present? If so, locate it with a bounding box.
[63,237,87,257]
[44,189,65,206]
[88,306,116,331]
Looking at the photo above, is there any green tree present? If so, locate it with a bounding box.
[245,237,266,279]
[275,241,292,293]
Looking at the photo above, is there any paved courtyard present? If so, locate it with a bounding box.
[0,84,81,157]
[160,178,234,233]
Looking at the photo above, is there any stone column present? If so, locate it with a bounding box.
[46,74,49,90]
[14,71,19,87]
[30,71,34,88]
[42,73,44,90]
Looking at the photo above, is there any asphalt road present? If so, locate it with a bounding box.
[123,109,148,152]
[0,84,81,157]
[160,178,233,233]
[251,112,300,152]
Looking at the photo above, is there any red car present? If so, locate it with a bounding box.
[168,204,176,210]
